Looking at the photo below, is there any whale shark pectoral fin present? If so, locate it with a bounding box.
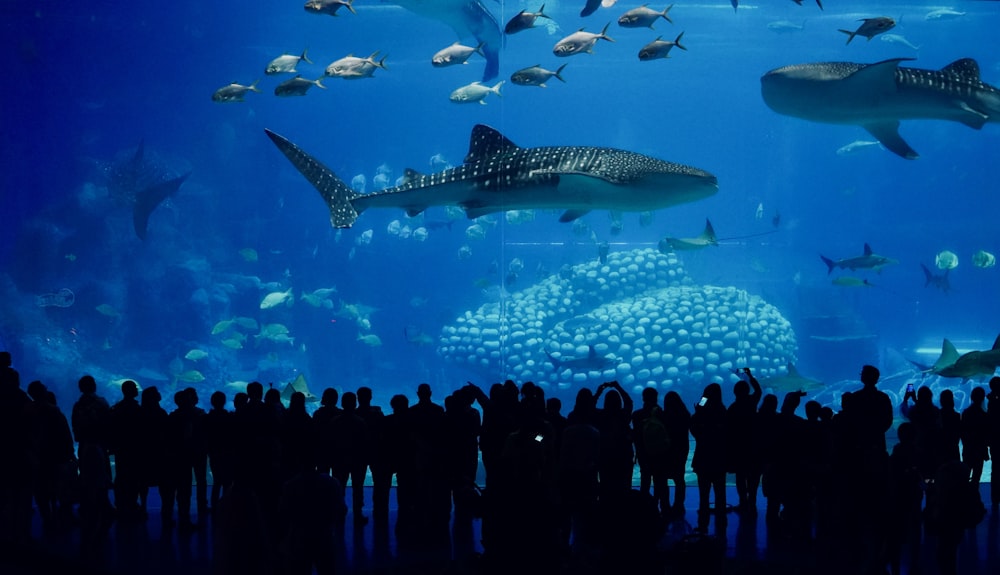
[581,0,602,17]
[955,101,990,129]
[559,209,591,222]
[863,121,918,159]
[132,173,188,240]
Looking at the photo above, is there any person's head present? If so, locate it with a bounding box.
[211,391,226,410]
[760,393,778,414]
[121,380,138,400]
[357,386,373,406]
[805,400,822,421]
[642,387,658,406]
[417,383,432,401]
[602,388,622,411]
[234,392,249,410]
[940,389,955,410]
[141,386,161,406]
[290,391,306,412]
[546,397,562,415]
[840,390,853,411]
[0,351,11,368]
[897,421,915,444]
[916,385,933,403]
[321,387,339,407]
[27,380,48,402]
[185,387,199,407]
[574,387,595,411]
[390,393,409,414]
[991,376,1000,394]
[663,391,689,417]
[860,365,880,387]
[971,386,986,404]
[174,390,185,408]
[781,391,806,414]
[264,387,281,405]
[341,391,357,410]
[247,381,264,401]
[733,379,750,398]
[702,382,723,405]
[78,374,97,394]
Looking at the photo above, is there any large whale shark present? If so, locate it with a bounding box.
[265,125,718,228]
[760,57,1000,159]
[390,0,501,81]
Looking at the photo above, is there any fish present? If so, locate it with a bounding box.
[925,8,965,21]
[553,24,614,57]
[274,76,326,97]
[760,58,1000,159]
[211,319,235,335]
[511,64,567,88]
[357,334,383,347]
[185,349,209,361]
[618,4,673,29]
[404,326,434,345]
[972,250,996,268]
[757,363,825,393]
[820,243,898,274]
[211,80,261,103]
[95,304,121,318]
[657,219,718,252]
[260,288,294,309]
[832,276,872,287]
[545,345,620,372]
[767,20,805,34]
[325,52,387,79]
[449,80,504,104]
[264,124,718,228]
[935,250,958,270]
[392,0,502,81]
[880,33,920,51]
[921,264,951,293]
[133,173,189,240]
[915,335,1000,382]
[239,248,258,262]
[838,17,895,44]
[221,338,243,350]
[233,317,259,330]
[504,4,550,35]
[280,374,319,403]
[265,49,312,75]
[835,139,881,156]
[638,32,686,61]
[106,140,190,240]
[432,41,485,67]
[303,0,356,17]
[174,370,205,384]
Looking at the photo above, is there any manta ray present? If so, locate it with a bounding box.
[265,124,718,228]
[760,57,1000,159]
[390,0,502,81]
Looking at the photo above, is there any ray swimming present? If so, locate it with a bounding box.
[265,125,718,228]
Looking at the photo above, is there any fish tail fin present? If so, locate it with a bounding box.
[133,173,189,240]
[344,0,357,15]
[539,4,551,19]
[675,31,687,50]
[820,255,835,274]
[600,22,615,42]
[314,77,327,89]
[475,41,486,56]
[663,4,674,24]
[265,129,361,228]
[249,79,261,92]
[555,63,567,83]
[492,80,504,96]
[301,48,312,65]
[838,29,856,44]
[376,55,388,70]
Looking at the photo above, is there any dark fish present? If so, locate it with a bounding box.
[274,76,326,97]
[211,80,260,103]
[618,4,673,29]
[511,63,566,88]
[921,264,951,293]
[638,32,686,61]
[839,17,895,44]
[303,0,356,17]
[505,4,550,34]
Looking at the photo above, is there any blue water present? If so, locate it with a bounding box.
[2,1,999,413]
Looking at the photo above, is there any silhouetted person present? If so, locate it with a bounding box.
[25,381,75,530]
[109,379,144,520]
[382,394,415,538]
[164,387,207,531]
[356,386,389,524]
[662,390,691,517]
[446,385,481,530]
[927,460,985,575]
[408,383,450,544]
[71,374,113,545]
[477,381,518,488]
[987,376,1000,508]
[313,388,343,477]
[204,390,234,512]
[901,384,941,478]
[726,368,762,515]
[0,351,32,547]
[329,391,369,527]
[280,391,314,481]
[594,380,634,501]
[886,422,923,575]
[939,388,962,466]
[278,461,347,575]
[690,382,728,529]
[558,390,601,554]
[770,391,808,537]
[632,387,669,514]
[757,393,781,524]
[961,386,990,487]
[138,386,169,520]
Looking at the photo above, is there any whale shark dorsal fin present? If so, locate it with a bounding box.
[935,338,961,370]
[941,58,980,80]
[701,219,717,243]
[465,124,518,163]
[863,243,873,256]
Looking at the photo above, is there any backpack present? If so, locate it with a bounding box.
[642,407,671,459]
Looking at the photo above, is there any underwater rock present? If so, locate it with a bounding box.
[438,248,798,397]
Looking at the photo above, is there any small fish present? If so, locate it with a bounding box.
[429,153,451,170]
[233,317,259,330]
[274,75,326,97]
[838,17,895,44]
[921,264,951,293]
[260,288,294,309]
[95,304,120,318]
[265,49,312,75]
[880,33,920,51]
[511,64,567,88]
[505,4,551,35]
[466,223,487,239]
[174,370,206,383]
[772,211,781,228]
[458,244,473,259]
[325,51,387,79]
[185,349,209,361]
[836,140,881,156]
[357,334,383,347]
[925,8,965,21]
[638,32,686,61]
[766,20,806,34]
[432,41,485,67]
[553,24,615,57]
[832,276,873,287]
[755,202,764,220]
[211,319,234,335]
[356,229,373,245]
[221,338,243,350]
[618,4,674,29]
[972,250,996,269]
[238,248,258,262]
[935,250,958,270]
[211,80,260,103]
[449,80,504,104]
[303,0,356,17]
[64,253,77,262]
[411,227,428,241]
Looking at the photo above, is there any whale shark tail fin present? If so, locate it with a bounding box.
[133,173,188,240]
[265,129,361,228]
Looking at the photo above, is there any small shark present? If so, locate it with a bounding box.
[757,363,825,393]
[820,243,898,274]
[391,0,502,81]
[658,219,718,252]
[265,125,718,228]
[920,263,951,293]
[546,345,620,372]
[914,335,1000,382]
[760,58,1000,159]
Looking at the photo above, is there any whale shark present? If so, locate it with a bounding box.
[265,125,718,228]
[105,140,189,240]
[391,0,502,81]
[760,58,1000,159]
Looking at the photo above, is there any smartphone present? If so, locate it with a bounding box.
[698,397,708,407]
[534,434,543,443]
[906,383,914,393]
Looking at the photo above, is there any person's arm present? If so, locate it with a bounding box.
[745,368,763,405]
[609,381,633,413]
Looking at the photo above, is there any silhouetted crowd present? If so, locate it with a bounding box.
[1,349,998,575]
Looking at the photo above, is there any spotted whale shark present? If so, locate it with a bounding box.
[391,0,501,81]
[760,58,1000,159]
[265,125,718,228]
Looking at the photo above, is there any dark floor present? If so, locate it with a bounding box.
[4,484,1000,575]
